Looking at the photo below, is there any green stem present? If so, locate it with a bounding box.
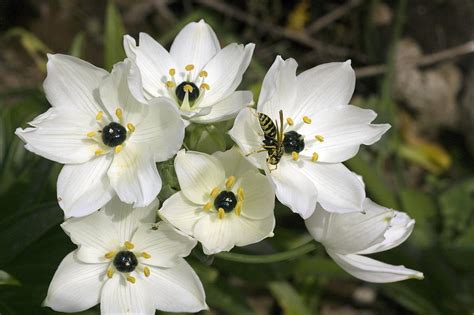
[216,242,319,264]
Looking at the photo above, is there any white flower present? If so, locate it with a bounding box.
[305,198,424,283]
[229,56,390,218]
[44,197,207,314]
[15,55,185,218]
[159,147,275,255]
[124,19,255,124]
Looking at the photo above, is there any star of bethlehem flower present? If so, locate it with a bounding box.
[159,147,276,255]
[305,198,424,283]
[229,56,391,219]
[44,197,207,314]
[124,19,255,124]
[15,55,185,218]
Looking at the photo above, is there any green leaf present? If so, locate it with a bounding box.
[104,0,126,71]
[5,28,50,73]
[0,271,20,286]
[381,283,440,315]
[186,124,226,154]
[268,281,312,315]
[69,32,86,58]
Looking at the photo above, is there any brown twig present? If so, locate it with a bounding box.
[306,0,365,35]
[355,41,474,78]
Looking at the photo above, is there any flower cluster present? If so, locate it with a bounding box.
[15,19,423,314]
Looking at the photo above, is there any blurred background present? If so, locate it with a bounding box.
[0,0,473,314]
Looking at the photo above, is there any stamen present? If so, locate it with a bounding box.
[124,241,134,250]
[115,108,123,121]
[237,187,245,201]
[185,64,195,71]
[203,202,212,211]
[107,267,114,279]
[166,80,176,88]
[95,149,104,156]
[127,123,135,132]
[199,70,208,77]
[104,251,115,259]
[200,83,210,90]
[235,201,242,216]
[210,187,220,198]
[183,84,194,93]
[225,176,236,189]
[311,152,319,162]
[96,111,104,121]
[315,135,324,142]
[87,131,97,138]
[143,266,150,277]
[218,208,225,219]
[292,151,299,160]
[169,68,176,76]
[126,275,136,284]
[286,117,294,126]
[114,145,123,154]
[303,116,312,124]
[141,252,151,259]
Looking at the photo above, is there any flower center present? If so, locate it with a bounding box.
[214,191,238,213]
[113,250,138,273]
[283,131,305,153]
[175,81,200,102]
[101,122,127,147]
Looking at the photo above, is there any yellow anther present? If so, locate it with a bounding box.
[141,252,151,259]
[218,208,225,219]
[199,70,208,77]
[225,176,236,189]
[303,116,312,124]
[169,68,176,76]
[127,123,135,132]
[114,145,123,154]
[185,64,195,71]
[235,201,242,216]
[96,111,104,121]
[203,202,212,211]
[311,152,319,162]
[200,83,210,90]
[210,187,220,198]
[115,108,123,121]
[286,117,294,126]
[124,241,134,250]
[104,251,115,259]
[166,80,176,88]
[107,267,114,279]
[95,149,104,156]
[292,151,299,160]
[237,187,245,201]
[126,275,136,284]
[183,84,194,92]
[143,266,151,277]
[315,135,324,142]
[87,131,97,138]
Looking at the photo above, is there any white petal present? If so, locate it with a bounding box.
[174,150,225,204]
[305,203,390,254]
[100,275,154,315]
[200,43,255,105]
[170,19,220,73]
[15,107,97,164]
[146,261,207,312]
[301,161,365,213]
[107,143,162,208]
[193,214,238,254]
[159,192,206,235]
[57,155,114,218]
[238,170,275,220]
[233,215,276,247]
[124,33,176,98]
[299,105,390,163]
[44,252,105,312]
[44,54,106,116]
[228,107,267,169]
[269,158,318,219]
[132,221,197,268]
[103,196,158,244]
[327,251,424,283]
[212,146,257,177]
[296,60,355,114]
[257,56,298,120]
[191,91,253,124]
[129,97,185,161]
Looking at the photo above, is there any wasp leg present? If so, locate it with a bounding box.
[245,148,267,156]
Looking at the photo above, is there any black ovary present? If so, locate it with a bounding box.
[214,191,238,212]
[175,81,200,102]
[102,122,127,147]
[113,251,138,273]
[283,131,305,153]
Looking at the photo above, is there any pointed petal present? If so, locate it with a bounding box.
[174,150,225,204]
[212,146,257,178]
[44,54,106,116]
[200,43,255,105]
[238,170,275,220]
[44,252,105,312]
[146,261,207,312]
[107,143,162,208]
[301,161,365,213]
[170,19,220,72]
[15,107,97,164]
[132,221,197,268]
[159,192,206,236]
[296,60,355,114]
[270,158,318,219]
[191,91,253,124]
[328,251,424,283]
[57,155,114,218]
